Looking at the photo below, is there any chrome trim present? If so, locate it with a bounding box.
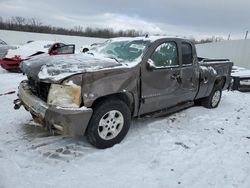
[18,81,48,118]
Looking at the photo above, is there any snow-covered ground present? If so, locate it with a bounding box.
[0,30,106,49]
[0,66,250,188]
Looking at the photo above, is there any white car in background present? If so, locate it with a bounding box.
[0,40,75,72]
[0,39,18,59]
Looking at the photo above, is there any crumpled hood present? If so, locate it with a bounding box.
[22,54,123,82]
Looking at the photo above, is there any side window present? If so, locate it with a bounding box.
[150,42,178,68]
[56,45,75,54]
[51,45,75,55]
[181,42,193,65]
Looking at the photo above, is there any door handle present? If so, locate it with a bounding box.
[170,74,180,80]
[170,74,182,84]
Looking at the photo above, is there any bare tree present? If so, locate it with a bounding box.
[28,18,42,27]
[11,16,26,25]
[74,25,83,32]
[0,16,145,38]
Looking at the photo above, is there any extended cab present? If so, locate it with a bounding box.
[14,37,233,148]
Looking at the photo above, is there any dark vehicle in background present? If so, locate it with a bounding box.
[0,40,75,72]
[15,36,233,149]
[230,67,250,92]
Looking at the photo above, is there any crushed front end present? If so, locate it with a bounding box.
[14,80,93,137]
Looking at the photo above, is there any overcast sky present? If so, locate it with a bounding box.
[0,0,250,39]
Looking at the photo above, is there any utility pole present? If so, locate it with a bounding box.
[245,31,248,39]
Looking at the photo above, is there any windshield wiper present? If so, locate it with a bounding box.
[106,56,120,63]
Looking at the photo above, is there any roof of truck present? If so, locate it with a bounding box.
[109,36,188,42]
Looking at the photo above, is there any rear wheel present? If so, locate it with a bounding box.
[202,85,222,108]
[86,99,131,149]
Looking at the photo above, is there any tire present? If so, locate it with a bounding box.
[202,85,222,108]
[86,99,131,149]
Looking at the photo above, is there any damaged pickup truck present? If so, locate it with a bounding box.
[14,37,233,149]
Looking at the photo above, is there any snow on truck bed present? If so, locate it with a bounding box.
[0,66,250,188]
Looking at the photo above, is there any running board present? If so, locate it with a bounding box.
[141,101,194,118]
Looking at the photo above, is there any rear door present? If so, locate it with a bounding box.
[178,42,199,102]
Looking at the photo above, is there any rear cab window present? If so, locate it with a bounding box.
[181,42,193,66]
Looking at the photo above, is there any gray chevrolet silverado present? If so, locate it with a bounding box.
[14,36,233,149]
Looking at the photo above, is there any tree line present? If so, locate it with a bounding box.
[0,16,145,38]
[0,16,224,43]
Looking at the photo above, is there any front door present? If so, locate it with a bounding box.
[139,40,183,115]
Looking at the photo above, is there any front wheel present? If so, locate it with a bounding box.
[86,99,131,149]
[202,85,222,108]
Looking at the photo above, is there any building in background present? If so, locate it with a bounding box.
[196,39,250,69]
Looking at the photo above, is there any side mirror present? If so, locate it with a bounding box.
[146,59,157,70]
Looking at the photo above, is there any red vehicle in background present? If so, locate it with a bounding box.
[0,41,75,72]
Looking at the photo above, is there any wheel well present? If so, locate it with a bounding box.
[214,76,226,89]
[91,93,134,115]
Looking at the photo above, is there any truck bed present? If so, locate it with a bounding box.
[199,57,233,90]
[194,57,233,100]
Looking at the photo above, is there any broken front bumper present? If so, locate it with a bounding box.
[15,81,93,137]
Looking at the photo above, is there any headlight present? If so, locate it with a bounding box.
[47,82,81,108]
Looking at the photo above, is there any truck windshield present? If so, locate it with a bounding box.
[97,40,150,62]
